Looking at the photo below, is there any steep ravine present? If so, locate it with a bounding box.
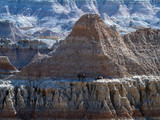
[0,76,160,119]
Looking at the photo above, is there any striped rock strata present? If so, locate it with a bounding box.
[16,14,160,79]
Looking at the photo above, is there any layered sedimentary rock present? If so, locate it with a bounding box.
[0,39,51,69]
[0,76,160,119]
[16,14,160,79]
[0,56,18,78]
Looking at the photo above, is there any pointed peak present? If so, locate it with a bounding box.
[73,13,103,27]
[80,13,102,21]
[69,13,119,41]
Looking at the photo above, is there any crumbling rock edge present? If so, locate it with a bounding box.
[0,76,160,119]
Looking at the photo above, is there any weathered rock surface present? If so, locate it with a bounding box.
[0,76,160,119]
[0,56,18,79]
[0,38,51,69]
[17,14,160,79]
[123,28,160,75]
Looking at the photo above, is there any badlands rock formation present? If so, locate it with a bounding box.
[0,76,160,119]
[0,56,18,79]
[16,14,160,79]
[123,28,160,75]
[0,38,51,69]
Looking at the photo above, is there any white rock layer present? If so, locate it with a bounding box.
[0,76,160,119]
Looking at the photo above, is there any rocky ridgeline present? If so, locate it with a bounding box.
[0,76,160,119]
[0,38,51,69]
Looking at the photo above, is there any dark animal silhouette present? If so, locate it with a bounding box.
[96,76,104,80]
[78,73,86,81]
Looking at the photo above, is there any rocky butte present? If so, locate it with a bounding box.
[16,13,160,79]
[0,14,160,119]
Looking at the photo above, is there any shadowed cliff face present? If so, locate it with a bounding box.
[16,14,160,79]
[0,76,160,119]
[1,48,39,70]
[0,39,51,69]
